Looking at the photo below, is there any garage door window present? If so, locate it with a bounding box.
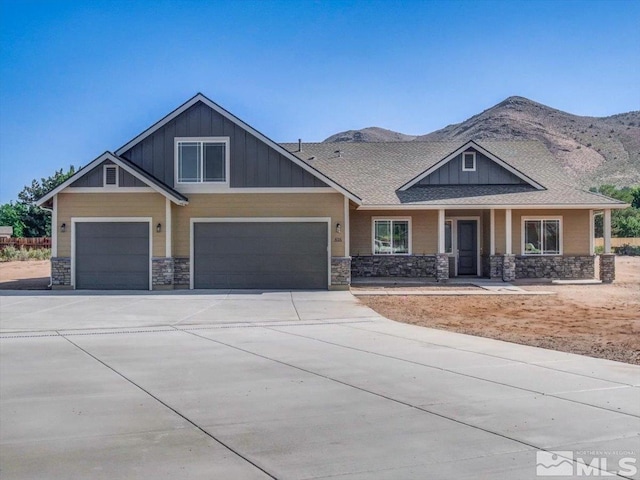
[177,138,228,183]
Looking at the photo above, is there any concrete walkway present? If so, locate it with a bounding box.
[1,291,638,479]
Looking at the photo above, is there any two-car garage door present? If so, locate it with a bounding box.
[193,221,328,289]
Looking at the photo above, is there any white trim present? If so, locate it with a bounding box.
[233,187,337,194]
[462,151,476,172]
[189,217,332,290]
[165,198,172,258]
[344,197,350,257]
[589,209,594,255]
[447,216,481,277]
[51,195,58,257]
[356,203,628,210]
[71,217,153,290]
[521,215,563,256]
[399,140,545,191]
[505,209,512,255]
[604,209,612,254]
[103,164,119,187]
[175,137,230,190]
[66,187,155,193]
[114,93,361,205]
[490,209,496,255]
[438,209,445,254]
[371,216,412,255]
[36,152,188,206]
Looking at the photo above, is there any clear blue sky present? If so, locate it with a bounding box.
[1,0,639,203]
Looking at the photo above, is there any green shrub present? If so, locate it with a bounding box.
[0,247,51,262]
[614,244,640,256]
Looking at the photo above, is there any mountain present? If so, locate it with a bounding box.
[323,96,640,187]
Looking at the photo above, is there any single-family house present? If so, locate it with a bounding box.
[37,93,627,290]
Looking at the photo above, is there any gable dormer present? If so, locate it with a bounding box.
[400,141,544,190]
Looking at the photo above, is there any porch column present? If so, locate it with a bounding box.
[603,209,612,254]
[600,209,615,283]
[489,209,496,255]
[436,209,449,281]
[503,208,515,282]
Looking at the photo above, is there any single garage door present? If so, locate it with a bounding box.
[193,222,328,289]
[75,222,150,290]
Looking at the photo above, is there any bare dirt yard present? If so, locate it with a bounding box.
[0,260,50,290]
[358,257,640,365]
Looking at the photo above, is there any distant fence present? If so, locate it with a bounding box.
[594,237,640,247]
[0,237,51,250]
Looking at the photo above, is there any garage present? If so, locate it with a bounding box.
[75,222,150,290]
[193,221,328,289]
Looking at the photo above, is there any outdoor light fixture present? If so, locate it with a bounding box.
[60,223,66,233]
[336,222,341,234]
[156,223,162,233]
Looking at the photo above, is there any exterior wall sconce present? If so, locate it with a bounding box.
[336,222,341,234]
[156,223,162,233]
[60,223,66,233]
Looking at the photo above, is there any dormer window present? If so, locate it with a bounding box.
[462,151,476,172]
[176,137,229,184]
[103,165,119,186]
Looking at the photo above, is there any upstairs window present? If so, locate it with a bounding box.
[462,151,476,172]
[523,218,561,255]
[176,138,228,183]
[103,165,119,186]
[373,219,410,255]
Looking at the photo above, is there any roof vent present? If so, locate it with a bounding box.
[334,149,342,158]
[298,138,301,152]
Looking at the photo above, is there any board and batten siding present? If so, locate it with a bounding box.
[171,193,346,257]
[417,150,528,186]
[56,192,166,257]
[69,160,147,187]
[119,101,327,189]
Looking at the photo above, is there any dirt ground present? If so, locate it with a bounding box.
[358,257,640,365]
[1,258,639,364]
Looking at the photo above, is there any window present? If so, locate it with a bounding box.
[462,151,476,172]
[103,165,118,186]
[176,138,228,183]
[523,218,561,255]
[444,220,453,253]
[373,219,410,255]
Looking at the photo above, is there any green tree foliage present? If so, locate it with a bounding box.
[0,167,75,237]
[591,185,640,237]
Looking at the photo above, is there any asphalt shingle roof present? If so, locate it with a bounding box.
[281,140,626,207]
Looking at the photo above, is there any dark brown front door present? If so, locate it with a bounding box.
[457,220,477,275]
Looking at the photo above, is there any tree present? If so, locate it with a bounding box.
[591,185,640,238]
[0,166,75,237]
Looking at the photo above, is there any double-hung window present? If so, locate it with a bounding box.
[523,218,561,255]
[176,138,228,184]
[373,219,410,255]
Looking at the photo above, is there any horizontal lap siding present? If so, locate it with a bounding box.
[57,192,166,257]
[172,193,345,257]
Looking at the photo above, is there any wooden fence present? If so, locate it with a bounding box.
[594,237,640,247]
[0,237,51,250]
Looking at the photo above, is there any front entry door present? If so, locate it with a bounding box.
[457,220,477,275]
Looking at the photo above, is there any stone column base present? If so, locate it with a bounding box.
[152,258,174,289]
[435,253,449,282]
[599,254,615,283]
[489,255,504,279]
[173,257,190,288]
[331,257,351,288]
[51,257,71,287]
[502,254,516,282]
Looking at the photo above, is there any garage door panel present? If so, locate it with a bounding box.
[75,222,149,290]
[194,222,328,289]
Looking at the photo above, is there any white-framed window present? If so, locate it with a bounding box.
[103,165,119,187]
[462,151,476,172]
[372,218,411,255]
[522,217,562,255]
[444,220,453,254]
[175,137,229,184]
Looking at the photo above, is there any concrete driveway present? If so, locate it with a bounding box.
[1,291,639,479]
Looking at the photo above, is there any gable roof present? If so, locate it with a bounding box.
[399,140,544,190]
[114,93,361,204]
[281,140,628,209]
[36,152,189,207]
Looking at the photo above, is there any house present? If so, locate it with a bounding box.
[37,93,627,290]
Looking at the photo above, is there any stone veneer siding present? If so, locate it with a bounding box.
[331,257,351,286]
[488,255,504,279]
[173,257,190,287]
[435,253,449,282]
[351,255,436,278]
[503,254,516,282]
[515,255,595,279]
[152,258,174,288]
[599,254,615,283]
[51,257,71,287]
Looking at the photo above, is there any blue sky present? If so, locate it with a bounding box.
[1,0,639,203]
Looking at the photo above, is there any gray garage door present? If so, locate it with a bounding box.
[194,222,328,289]
[75,222,149,290]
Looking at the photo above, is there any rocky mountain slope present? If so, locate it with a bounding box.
[323,96,640,187]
